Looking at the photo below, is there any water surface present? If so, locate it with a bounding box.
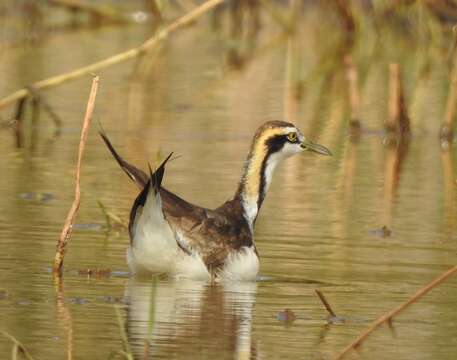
[0,4,457,359]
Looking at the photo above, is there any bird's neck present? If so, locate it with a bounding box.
[235,141,281,230]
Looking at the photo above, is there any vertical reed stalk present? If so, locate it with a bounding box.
[344,55,361,133]
[386,63,410,138]
[441,63,457,145]
[53,76,99,274]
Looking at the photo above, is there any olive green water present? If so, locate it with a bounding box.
[1,4,457,359]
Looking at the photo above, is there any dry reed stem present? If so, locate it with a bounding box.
[344,55,361,131]
[387,63,410,137]
[0,331,35,360]
[441,61,457,142]
[0,0,225,111]
[315,289,337,318]
[283,31,296,121]
[53,76,99,274]
[335,265,457,359]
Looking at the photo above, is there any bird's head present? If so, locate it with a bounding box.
[250,120,332,161]
[237,120,331,225]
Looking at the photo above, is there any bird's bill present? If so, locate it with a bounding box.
[300,139,332,156]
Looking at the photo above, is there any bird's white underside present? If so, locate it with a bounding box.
[128,191,259,281]
[128,125,304,281]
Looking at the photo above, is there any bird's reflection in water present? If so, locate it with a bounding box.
[125,278,258,359]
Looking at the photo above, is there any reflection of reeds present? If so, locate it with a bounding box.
[54,274,74,360]
[113,306,134,360]
[382,138,409,227]
[12,97,27,148]
[441,149,455,235]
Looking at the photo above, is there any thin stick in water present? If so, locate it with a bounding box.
[335,265,457,359]
[315,289,337,318]
[53,76,99,274]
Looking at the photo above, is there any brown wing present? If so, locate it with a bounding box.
[161,195,253,270]
[101,130,253,271]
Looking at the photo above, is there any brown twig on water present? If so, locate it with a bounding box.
[0,330,35,360]
[0,0,225,111]
[335,265,457,359]
[315,289,337,318]
[53,76,99,274]
[386,63,410,138]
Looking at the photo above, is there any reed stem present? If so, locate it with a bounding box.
[336,265,457,359]
[53,76,99,274]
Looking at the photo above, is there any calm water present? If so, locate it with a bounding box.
[1,3,457,359]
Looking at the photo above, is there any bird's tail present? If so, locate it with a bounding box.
[99,129,149,189]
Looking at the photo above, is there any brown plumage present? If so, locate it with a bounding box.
[100,121,331,279]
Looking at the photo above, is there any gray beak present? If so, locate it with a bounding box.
[300,139,332,156]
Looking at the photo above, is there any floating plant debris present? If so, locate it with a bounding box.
[369,225,392,238]
[277,308,296,323]
[19,192,55,202]
[78,268,112,278]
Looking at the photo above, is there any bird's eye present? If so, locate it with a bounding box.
[287,132,298,142]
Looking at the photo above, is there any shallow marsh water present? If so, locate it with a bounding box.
[1,3,457,359]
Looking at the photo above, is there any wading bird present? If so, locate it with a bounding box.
[101,121,331,281]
